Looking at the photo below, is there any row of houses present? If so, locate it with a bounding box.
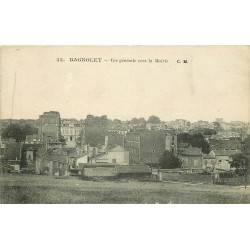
[33,139,241,179]
[1,111,247,180]
[1,134,242,176]
[178,144,241,172]
[35,142,130,174]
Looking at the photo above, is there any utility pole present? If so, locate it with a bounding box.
[10,72,16,124]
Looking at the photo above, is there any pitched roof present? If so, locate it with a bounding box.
[204,150,216,159]
[214,149,241,156]
[209,138,241,150]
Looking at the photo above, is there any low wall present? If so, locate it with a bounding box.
[214,177,247,186]
[179,173,213,184]
[83,167,117,177]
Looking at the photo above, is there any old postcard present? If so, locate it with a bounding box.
[0,46,249,204]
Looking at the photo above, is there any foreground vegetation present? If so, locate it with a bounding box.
[0,174,250,204]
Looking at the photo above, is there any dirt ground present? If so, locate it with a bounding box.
[0,174,250,204]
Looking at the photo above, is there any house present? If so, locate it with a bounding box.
[203,150,216,169]
[36,142,68,175]
[213,149,241,171]
[91,145,129,165]
[105,132,125,148]
[61,119,82,146]
[26,147,35,161]
[75,154,89,168]
[107,125,129,136]
[217,131,240,139]
[146,122,166,131]
[24,144,44,162]
[209,138,241,151]
[178,146,203,170]
[64,147,78,169]
[1,141,23,162]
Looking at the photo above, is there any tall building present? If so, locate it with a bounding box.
[61,119,82,142]
[165,130,178,156]
[105,133,125,148]
[124,131,140,164]
[38,111,61,141]
[124,130,177,165]
[84,115,109,146]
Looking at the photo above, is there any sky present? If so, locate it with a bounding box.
[0,46,249,122]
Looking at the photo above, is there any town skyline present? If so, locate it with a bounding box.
[0,112,249,124]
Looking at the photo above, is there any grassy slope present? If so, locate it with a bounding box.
[0,174,250,204]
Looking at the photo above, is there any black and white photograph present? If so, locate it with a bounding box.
[0,45,249,204]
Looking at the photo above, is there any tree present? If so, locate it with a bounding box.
[191,128,216,135]
[242,135,250,158]
[20,147,27,168]
[177,132,210,154]
[1,123,38,142]
[177,133,191,143]
[231,153,249,176]
[148,115,161,124]
[190,133,210,154]
[130,117,146,124]
[159,150,182,169]
[113,119,122,124]
[130,118,139,124]
[138,117,146,124]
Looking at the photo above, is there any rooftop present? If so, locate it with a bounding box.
[214,149,241,156]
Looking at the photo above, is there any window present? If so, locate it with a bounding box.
[193,159,198,167]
